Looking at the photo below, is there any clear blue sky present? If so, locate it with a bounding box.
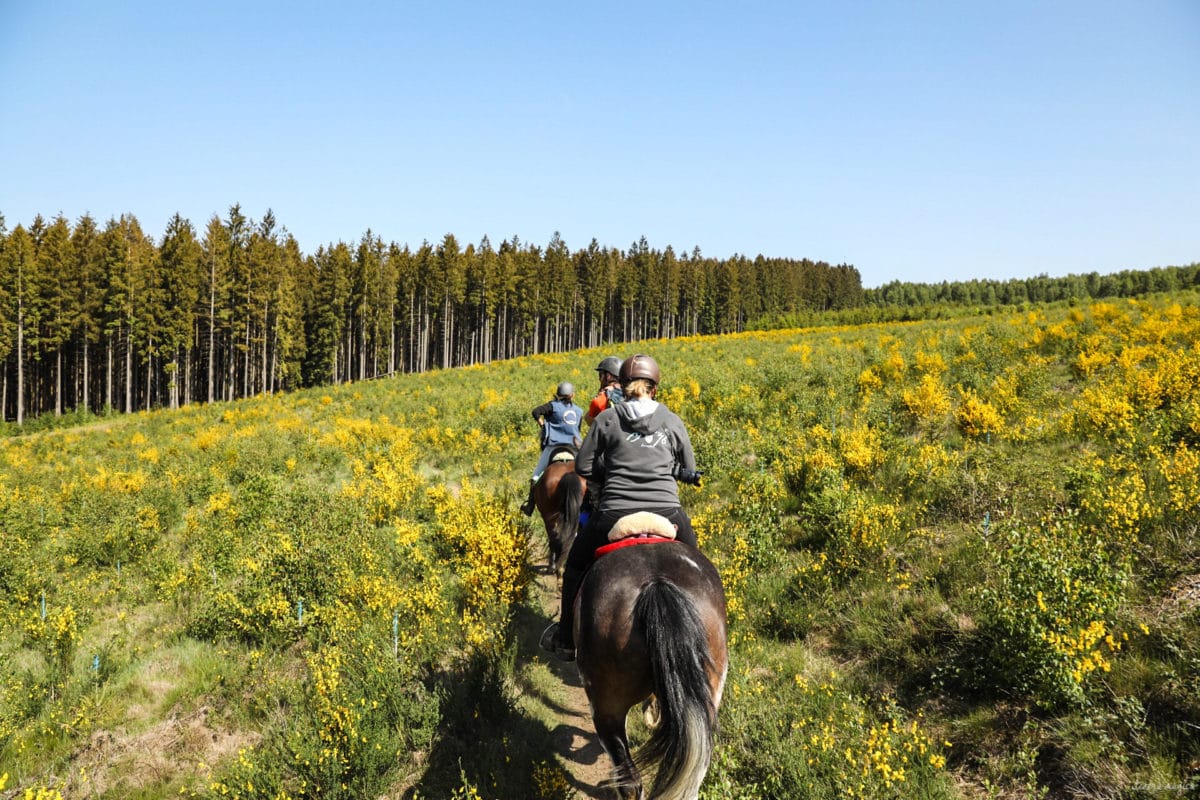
[2,1,1197,288]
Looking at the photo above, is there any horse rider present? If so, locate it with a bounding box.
[585,355,624,425]
[540,354,703,661]
[520,381,585,516]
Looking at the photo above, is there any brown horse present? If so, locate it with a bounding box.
[574,539,728,800]
[532,454,586,576]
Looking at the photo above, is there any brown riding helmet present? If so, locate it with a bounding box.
[618,354,660,387]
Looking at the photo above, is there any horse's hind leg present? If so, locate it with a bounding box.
[594,712,642,800]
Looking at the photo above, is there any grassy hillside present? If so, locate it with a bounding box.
[2,293,1198,799]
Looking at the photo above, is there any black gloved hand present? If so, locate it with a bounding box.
[675,468,703,487]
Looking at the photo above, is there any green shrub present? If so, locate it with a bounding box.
[973,516,1132,708]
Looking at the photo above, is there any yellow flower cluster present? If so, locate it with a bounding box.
[717,534,754,627]
[1157,441,1200,513]
[955,387,1004,438]
[783,677,950,798]
[838,423,883,473]
[902,374,952,425]
[1042,619,1122,685]
[531,759,572,799]
[427,482,531,656]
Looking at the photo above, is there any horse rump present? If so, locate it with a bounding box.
[632,580,717,800]
[552,470,583,562]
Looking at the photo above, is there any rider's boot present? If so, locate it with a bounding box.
[554,566,584,661]
[519,480,536,516]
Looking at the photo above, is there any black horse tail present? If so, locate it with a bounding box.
[633,580,717,800]
[553,471,583,559]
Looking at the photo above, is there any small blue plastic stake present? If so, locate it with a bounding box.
[393,613,399,658]
[41,592,46,621]
[298,600,304,625]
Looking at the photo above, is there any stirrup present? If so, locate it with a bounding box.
[539,623,575,662]
[539,622,559,653]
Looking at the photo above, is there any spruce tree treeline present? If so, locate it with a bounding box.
[864,266,1200,308]
[0,207,862,423]
[751,263,1200,331]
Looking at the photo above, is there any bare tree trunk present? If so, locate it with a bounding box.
[262,300,270,394]
[15,303,24,426]
[54,349,63,416]
[359,308,367,380]
[82,341,90,414]
[106,331,113,412]
[208,260,216,403]
[170,349,179,410]
[146,343,153,412]
[226,335,235,402]
[125,327,133,414]
[243,319,251,398]
[389,300,396,376]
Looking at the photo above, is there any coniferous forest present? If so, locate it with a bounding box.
[0,207,862,424]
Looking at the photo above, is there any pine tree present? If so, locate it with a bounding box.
[71,214,104,413]
[200,216,233,403]
[101,215,153,413]
[3,226,37,423]
[224,204,251,399]
[35,215,75,415]
[435,234,465,369]
[159,213,203,408]
[272,234,307,391]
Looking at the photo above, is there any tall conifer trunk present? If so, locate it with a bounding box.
[15,297,24,425]
[125,327,133,414]
[55,350,63,416]
[106,331,113,412]
[82,342,89,414]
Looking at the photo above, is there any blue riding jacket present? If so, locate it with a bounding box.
[531,397,584,479]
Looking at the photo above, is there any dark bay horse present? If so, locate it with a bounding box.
[574,540,728,800]
[532,455,586,576]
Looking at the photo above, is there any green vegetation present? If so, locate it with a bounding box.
[1,292,1198,798]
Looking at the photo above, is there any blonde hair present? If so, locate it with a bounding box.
[623,378,656,399]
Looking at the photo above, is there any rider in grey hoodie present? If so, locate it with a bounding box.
[541,354,702,661]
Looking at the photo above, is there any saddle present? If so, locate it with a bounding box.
[594,511,677,559]
[548,444,577,464]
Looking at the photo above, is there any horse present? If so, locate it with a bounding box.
[574,538,728,800]
[532,452,586,576]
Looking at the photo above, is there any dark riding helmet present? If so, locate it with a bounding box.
[618,354,660,387]
[595,356,622,376]
[556,381,575,399]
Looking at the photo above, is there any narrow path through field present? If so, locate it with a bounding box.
[518,566,613,799]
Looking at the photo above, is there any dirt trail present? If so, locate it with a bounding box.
[523,568,613,800]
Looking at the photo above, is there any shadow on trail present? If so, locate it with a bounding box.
[406,650,557,799]
[406,594,608,799]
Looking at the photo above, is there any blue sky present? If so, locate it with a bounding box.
[2,1,1197,288]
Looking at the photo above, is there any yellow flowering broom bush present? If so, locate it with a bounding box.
[974,516,1131,707]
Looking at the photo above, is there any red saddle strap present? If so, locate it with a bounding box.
[594,534,675,559]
